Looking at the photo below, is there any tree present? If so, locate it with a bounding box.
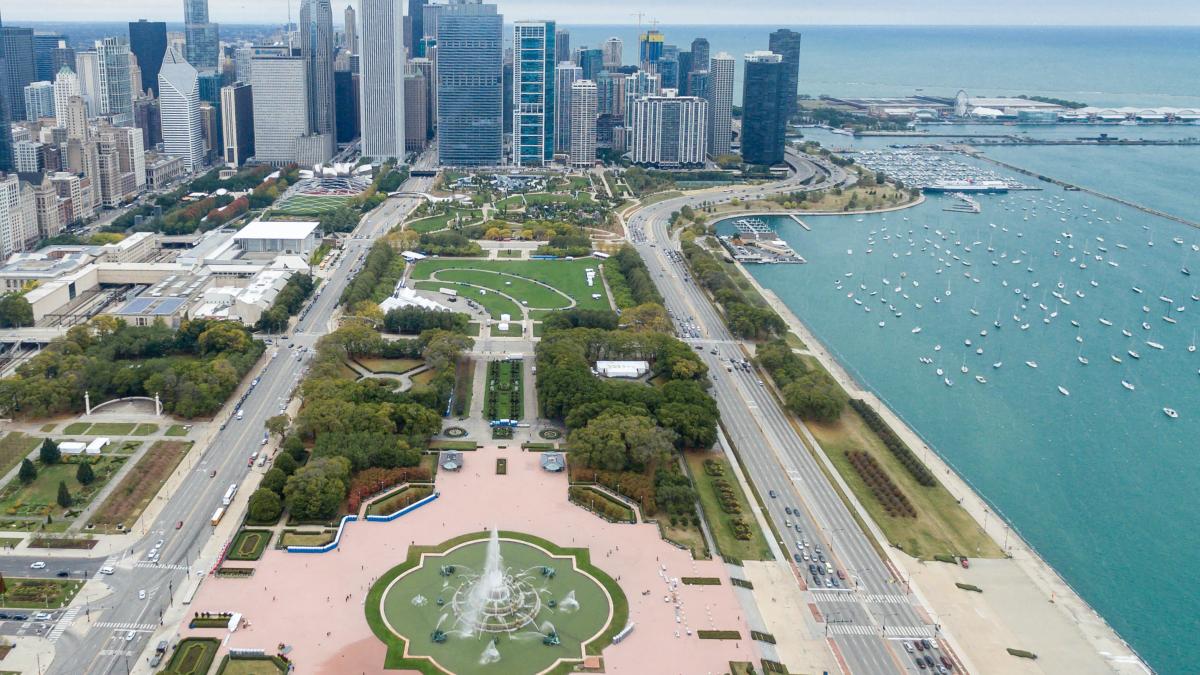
[39,438,61,465]
[265,415,289,440]
[18,459,36,484]
[283,457,350,521]
[783,371,848,423]
[261,468,288,495]
[247,488,283,523]
[56,481,72,508]
[273,452,299,476]
[0,293,34,328]
[619,303,672,333]
[76,461,95,485]
[569,414,675,472]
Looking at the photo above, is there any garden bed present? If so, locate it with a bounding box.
[365,486,434,517]
[568,486,636,524]
[28,536,97,549]
[226,529,272,561]
[163,637,220,675]
[0,578,83,609]
[189,613,234,629]
[89,441,191,531]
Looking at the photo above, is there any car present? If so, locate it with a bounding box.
[149,654,163,668]
[175,520,183,529]
[830,577,840,588]
[126,630,136,641]
[252,378,259,387]
[33,612,51,621]
[261,437,268,446]
[55,571,68,578]
[156,640,169,653]
[784,506,792,516]
[138,589,146,600]
[817,554,825,563]
[99,566,115,575]
[904,642,914,653]
[768,490,777,498]
[921,639,933,651]
[793,553,802,563]
[802,553,809,561]
[940,656,954,670]
[924,654,936,667]
[0,613,9,619]
[960,557,970,569]
[156,539,164,548]
[824,578,833,588]
[30,561,46,569]
[10,614,26,621]
[784,520,791,528]
[915,659,926,670]
[794,524,802,533]
[210,468,217,478]
[915,640,924,651]
[837,569,846,580]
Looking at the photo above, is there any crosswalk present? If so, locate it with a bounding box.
[134,561,188,571]
[811,591,912,605]
[47,606,80,642]
[96,621,157,632]
[827,623,936,638]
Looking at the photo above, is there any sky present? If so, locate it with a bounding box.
[5,0,1200,26]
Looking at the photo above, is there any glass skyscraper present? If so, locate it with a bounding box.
[184,0,220,71]
[513,21,555,167]
[741,51,788,166]
[768,29,802,121]
[437,0,502,167]
[129,20,167,97]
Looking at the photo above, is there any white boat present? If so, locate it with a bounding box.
[1147,341,1164,350]
[1099,318,1113,326]
[878,321,886,328]
[1164,408,1179,419]
[1026,361,1038,369]
[1058,386,1070,397]
[944,378,953,387]
[1122,381,1136,391]
[1078,356,1089,365]
[936,368,945,377]
[1111,355,1123,364]
[1164,316,1178,324]
[1122,329,1133,338]
[1142,322,1152,331]
[1128,350,1141,360]
[975,375,987,384]
[993,361,1003,369]
[1132,286,1144,294]
[934,344,942,352]
[911,327,922,334]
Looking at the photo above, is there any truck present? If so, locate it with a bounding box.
[222,483,238,506]
[210,507,225,526]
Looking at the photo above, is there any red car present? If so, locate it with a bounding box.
[960,557,970,569]
[175,521,183,529]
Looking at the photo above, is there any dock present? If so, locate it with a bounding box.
[788,214,812,231]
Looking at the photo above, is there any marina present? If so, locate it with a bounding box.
[847,149,1035,191]
[718,218,807,264]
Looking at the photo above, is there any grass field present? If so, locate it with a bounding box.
[227,529,272,561]
[0,457,125,518]
[89,441,192,531]
[411,259,609,312]
[408,369,438,393]
[87,422,135,436]
[165,425,191,437]
[281,531,334,548]
[404,209,483,234]
[495,192,595,209]
[434,269,572,309]
[483,359,523,421]
[0,577,84,609]
[356,358,423,374]
[273,194,349,216]
[807,408,1002,560]
[217,657,287,675]
[113,441,142,455]
[413,281,522,321]
[163,638,219,675]
[490,323,523,338]
[0,433,40,480]
[366,486,434,517]
[686,452,773,561]
[39,424,55,433]
[62,423,90,435]
[132,424,159,436]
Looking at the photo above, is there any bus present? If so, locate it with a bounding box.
[222,483,238,506]
[210,507,225,526]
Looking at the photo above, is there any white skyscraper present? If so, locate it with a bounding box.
[53,67,81,129]
[629,94,708,167]
[97,37,134,125]
[359,0,406,160]
[0,175,38,260]
[251,54,310,166]
[74,51,101,117]
[569,79,597,168]
[554,62,581,155]
[158,49,206,172]
[602,38,623,70]
[706,52,734,157]
[23,83,56,121]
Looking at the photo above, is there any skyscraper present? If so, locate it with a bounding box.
[437,0,502,167]
[301,0,337,156]
[741,51,788,166]
[129,20,168,97]
[2,26,35,121]
[768,29,802,121]
[554,28,571,65]
[690,38,710,73]
[602,38,623,70]
[629,94,708,167]
[408,0,428,58]
[53,67,83,135]
[23,82,54,121]
[403,68,429,151]
[359,0,406,161]
[159,49,205,171]
[220,82,254,166]
[333,69,359,144]
[553,62,581,155]
[569,79,597,168]
[0,16,13,172]
[639,30,664,72]
[33,33,67,82]
[512,21,555,167]
[74,51,100,116]
[623,70,660,126]
[184,0,220,71]
[98,37,134,125]
[344,4,357,55]
[250,53,309,166]
[706,52,734,157]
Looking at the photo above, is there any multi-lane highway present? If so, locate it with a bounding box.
[40,155,436,675]
[627,155,954,674]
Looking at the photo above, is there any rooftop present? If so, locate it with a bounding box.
[233,220,321,241]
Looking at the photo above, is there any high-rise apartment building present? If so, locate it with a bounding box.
[2,26,35,121]
[129,20,168,97]
[603,38,623,70]
[55,68,89,141]
[437,0,502,167]
[14,141,43,173]
[0,174,38,259]
[220,82,254,165]
[97,37,134,125]
[553,62,581,155]
[768,29,802,122]
[742,51,788,166]
[639,30,664,72]
[359,0,406,160]
[512,21,556,167]
[706,52,734,157]
[690,38,710,73]
[250,54,310,166]
[623,70,661,126]
[569,79,597,168]
[184,0,220,71]
[629,94,708,167]
[409,58,435,139]
[159,49,205,172]
[300,0,337,158]
[344,4,357,55]
[554,29,571,65]
[23,82,54,121]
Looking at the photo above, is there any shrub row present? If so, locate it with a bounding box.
[849,399,936,487]
[712,477,742,515]
[568,486,635,523]
[847,451,917,519]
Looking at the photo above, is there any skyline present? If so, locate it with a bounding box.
[4,0,1200,26]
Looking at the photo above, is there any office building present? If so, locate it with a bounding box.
[344,4,357,55]
[569,80,597,168]
[134,95,162,149]
[553,62,581,155]
[629,94,708,167]
[769,29,802,121]
[554,28,571,65]
[0,20,12,173]
[221,82,254,165]
[333,69,359,144]
[14,140,42,173]
[3,26,35,121]
[23,81,54,121]
[676,52,693,94]
[408,0,428,58]
[512,21,556,167]
[33,33,67,82]
[659,54,680,91]
[437,0,503,167]
[404,68,429,151]
[742,51,788,165]
[95,124,145,207]
[639,30,664,72]
[0,174,38,259]
[129,20,168,97]
[55,68,85,138]
[250,54,310,166]
[690,38,710,73]
[301,0,337,159]
[502,54,513,136]
[184,0,220,71]
[409,57,435,139]
[359,0,406,160]
[97,37,134,125]
[74,51,100,116]
[159,49,205,172]
[575,47,603,82]
[687,69,709,101]
[707,52,734,156]
[603,37,623,70]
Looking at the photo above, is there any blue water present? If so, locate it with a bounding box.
[562,25,1200,108]
[722,153,1200,670]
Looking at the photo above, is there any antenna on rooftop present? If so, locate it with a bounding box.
[630,12,645,28]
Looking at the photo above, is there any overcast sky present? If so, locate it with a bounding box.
[5,0,1199,25]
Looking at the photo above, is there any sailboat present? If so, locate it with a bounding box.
[1122,380,1136,391]
[1163,408,1179,419]
[1189,330,1197,353]
[1058,386,1071,397]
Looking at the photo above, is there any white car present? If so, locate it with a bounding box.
[30,561,46,569]
[138,589,146,600]
[125,630,136,641]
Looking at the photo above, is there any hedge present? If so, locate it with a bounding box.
[849,399,936,487]
[697,630,742,640]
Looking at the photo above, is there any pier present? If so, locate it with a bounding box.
[788,214,812,231]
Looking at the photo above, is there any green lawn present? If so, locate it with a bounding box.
[216,656,288,675]
[227,529,272,561]
[132,423,158,436]
[356,358,424,374]
[62,423,91,435]
[408,369,438,393]
[165,425,191,437]
[113,441,142,455]
[405,209,483,234]
[86,423,135,436]
[39,424,55,433]
[490,323,524,338]
[496,192,595,209]
[686,452,773,561]
[434,269,572,309]
[163,638,220,675]
[413,281,522,321]
[483,359,523,421]
[0,457,126,518]
[410,258,609,312]
[0,433,40,480]
[0,577,84,609]
[280,531,334,548]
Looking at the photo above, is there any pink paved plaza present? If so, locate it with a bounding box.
[187,446,759,674]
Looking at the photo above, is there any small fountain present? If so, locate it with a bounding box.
[479,639,501,665]
[411,594,428,607]
[558,590,580,613]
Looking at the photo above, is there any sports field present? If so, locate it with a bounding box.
[410,259,610,313]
